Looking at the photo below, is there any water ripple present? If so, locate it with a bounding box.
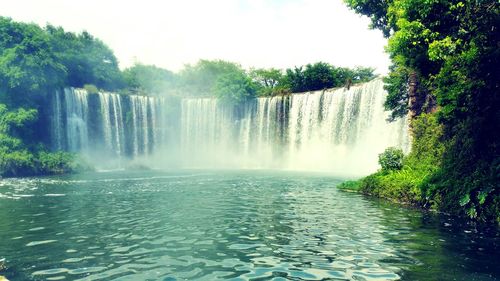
[0,171,498,280]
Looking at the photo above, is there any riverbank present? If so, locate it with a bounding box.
[337,114,500,225]
[0,150,91,178]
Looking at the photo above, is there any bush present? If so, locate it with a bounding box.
[337,180,361,191]
[378,147,404,171]
[0,149,35,177]
[83,84,99,94]
[36,151,88,175]
[213,72,257,105]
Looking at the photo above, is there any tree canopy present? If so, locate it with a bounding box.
[122,63,175,95]
[345,0,499,222]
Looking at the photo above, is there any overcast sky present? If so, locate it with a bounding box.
[1,0,390,74]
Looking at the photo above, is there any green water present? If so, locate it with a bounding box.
[0,170,498,280]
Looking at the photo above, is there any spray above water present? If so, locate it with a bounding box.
[50,79,409,175]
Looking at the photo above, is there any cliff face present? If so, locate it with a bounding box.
[408,71,437,123]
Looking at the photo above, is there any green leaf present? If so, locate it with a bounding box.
[477,191,487,205]
[459,194,470,207]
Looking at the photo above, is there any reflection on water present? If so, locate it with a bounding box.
[0,170,498,280]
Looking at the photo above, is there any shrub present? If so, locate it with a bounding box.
[37,151,74,174]
[378,147,404,171]
[337,180,361,191]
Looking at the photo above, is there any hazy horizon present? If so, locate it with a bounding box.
[1,0,390,74]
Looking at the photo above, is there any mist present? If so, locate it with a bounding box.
[50,79,409,177]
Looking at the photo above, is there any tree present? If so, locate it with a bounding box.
[250,68,288,96]
[283,66,306,93]
[213,71,257,105]
[123,63,175,95]
[47,26,124,91]
[179,59,245,96]
[303,62,336,91]
[0,17,66,107]
[344,0,500,221]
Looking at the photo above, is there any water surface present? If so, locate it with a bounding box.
[0,170,498,280]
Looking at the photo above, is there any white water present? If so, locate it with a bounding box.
[64,88,90,153]
[180,79,410,175]
[51,89,166,162]
[50,79,409,175]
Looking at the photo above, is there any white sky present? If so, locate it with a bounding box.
[1,0,390,74]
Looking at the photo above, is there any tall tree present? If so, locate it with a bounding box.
[0,17,66,107]
[345,0,500,221]
[47,26,124,90]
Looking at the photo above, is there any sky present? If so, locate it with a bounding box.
[1,0,391,74]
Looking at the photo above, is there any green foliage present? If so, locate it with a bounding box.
[337,180,361,191]
[378,147,404,171]
[0,17,66,107]
[122,63,175,95]
[0,16,124,109]
[383,65,410,120]
[344,0,393,37]
[46,25,124,90]
[213,71,258,105]
[302,62,337,91]
[283,66,306,92]
[345,114,443,205]
[344,0,499,223]
[0,148,35,177]
[178,60,245,97]
[37,151,90,175]
[83,84,99,94]
[250,68,288,96]
[0,148,87,177]
[281,63,376,93]
[0,103,86,177]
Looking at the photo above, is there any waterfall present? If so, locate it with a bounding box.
[64,88,90,152]
[284,79,410,174]
[180,79,410,175]
[98,92,113,151]
[49,79,410,175]
[98,92,126,157]
[50,89,166,164]
[110,93,125,156]
[129,95,158,157]
[180,98,236,166]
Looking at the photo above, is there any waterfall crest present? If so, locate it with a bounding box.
[50,79,409,174]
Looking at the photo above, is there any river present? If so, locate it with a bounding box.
[0,170,498,280]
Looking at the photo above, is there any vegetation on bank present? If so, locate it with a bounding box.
[0,105,89,177]
[342,0,499,223]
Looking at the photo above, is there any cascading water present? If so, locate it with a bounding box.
[180,79,410,175]
[98,92,126,157]
[64,88,90,153]
[50,79,409,175]
[284,79,410,174]
[51,90,64,151]
[50,89,168,165]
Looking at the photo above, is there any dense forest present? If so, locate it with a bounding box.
[340,0,499,223]
[0,16,375,177]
